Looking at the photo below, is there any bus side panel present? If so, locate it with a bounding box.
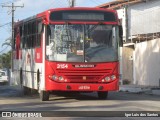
[18,32,44,90]
[35,48,42,63]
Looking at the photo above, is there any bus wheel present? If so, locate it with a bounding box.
[37,71,49,101]
[97,91,108,99]
[40,90,49,101]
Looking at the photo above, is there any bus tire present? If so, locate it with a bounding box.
[20,69,23,86]
[37,70,40,93]
[97,91,108,99]
[40,90,49,101]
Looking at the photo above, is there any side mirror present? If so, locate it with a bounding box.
[119,25,123,47]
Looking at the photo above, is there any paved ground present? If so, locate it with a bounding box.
[120,85,160,95]
[0,84,160,119]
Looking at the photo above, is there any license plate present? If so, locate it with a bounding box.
[78,86,90,90]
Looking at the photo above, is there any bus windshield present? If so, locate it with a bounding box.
[46,24,118,62]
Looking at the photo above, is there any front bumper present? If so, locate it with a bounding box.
[46,79,119,92]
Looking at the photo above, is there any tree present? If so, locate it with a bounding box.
[0,51,11,69]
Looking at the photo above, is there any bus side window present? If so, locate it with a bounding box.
[28,22,32,48]
[32,21,36,48]
[20,26,23,49]
[24,24,27,36]
[23,23,28,49]
[46,25,51,46]
[23,37,27,49]
[38,21,43,33]
[26,23,29,49]
[36,20,42,47]
[20,26,22,37]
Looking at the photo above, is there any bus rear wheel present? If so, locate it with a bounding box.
[37,71,49,101]
[40,90,49,101]
[97,91,108,99]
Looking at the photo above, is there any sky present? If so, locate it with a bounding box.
[0,0,113,53]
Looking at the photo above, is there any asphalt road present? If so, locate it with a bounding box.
[0,84,160,119]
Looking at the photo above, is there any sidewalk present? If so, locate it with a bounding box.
[119,85,160,96]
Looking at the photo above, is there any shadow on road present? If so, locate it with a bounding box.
[0,85,160,111]
[0,85,160,101]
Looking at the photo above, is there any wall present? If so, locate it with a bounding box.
[122,46,134,84]
[135,38,160,86]
[117,0,160,86]
[128,0,160,36]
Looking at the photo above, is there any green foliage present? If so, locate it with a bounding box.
[0,51,11,69]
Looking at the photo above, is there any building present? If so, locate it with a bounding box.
[98,0,160,87]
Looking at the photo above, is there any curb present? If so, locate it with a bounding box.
[119,85,160,96]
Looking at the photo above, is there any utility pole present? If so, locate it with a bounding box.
[2,3,24,72]
[2,3,24,50]
[69,0,75,7]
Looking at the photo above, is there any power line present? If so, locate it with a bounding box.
[0,22,11,34]
[47,0,65,9]
[56,1,66,8]
[69,0,76,7]
[96,0,106,4]
[91,0,101,5]
[2,3,24,48]
[0,22,11,28]
[0,1,12,5]
[0,46,9,54]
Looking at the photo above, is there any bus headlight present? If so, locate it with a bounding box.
[111,75,116,80]
[102,75,116,82]
[105,76,110,82]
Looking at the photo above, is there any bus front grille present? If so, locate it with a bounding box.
[57,69,112,83]
[65,75,102,83]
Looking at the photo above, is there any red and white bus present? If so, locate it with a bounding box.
[13,7,123,101]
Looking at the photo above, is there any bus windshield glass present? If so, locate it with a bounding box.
[46,24,118,62]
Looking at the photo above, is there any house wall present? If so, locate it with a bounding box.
[135,38,160,86]
[128,0,160,86]
[128,0,160,36]
[117,0,160,39]
[117,0,160,86]
[122,46,134,84]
